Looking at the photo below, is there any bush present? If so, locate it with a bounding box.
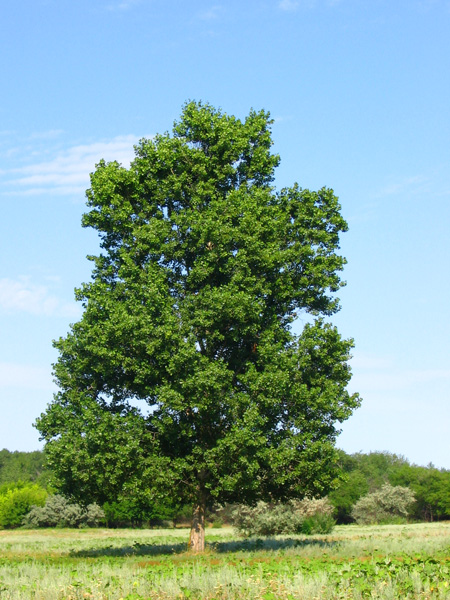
[301,513,336,535]
[100,492,182,528]
[351,483,415,525]
[23,495,105,528]
[84,503,106,527]
[211,518,223,529]
[232,497,335,537]
[0,482,47,529]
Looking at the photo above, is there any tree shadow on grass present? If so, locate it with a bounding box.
[70,536,337,558]
[212,537,336,553]
[70,541,187,558]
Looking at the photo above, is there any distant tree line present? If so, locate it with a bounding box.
[0,448,192,528]
[0,448,449,529]
[329,450,450,523]
[0,449,50,487]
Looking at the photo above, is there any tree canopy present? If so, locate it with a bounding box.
[36,101,360,550]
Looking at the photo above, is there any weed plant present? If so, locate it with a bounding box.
[0,523,449,599]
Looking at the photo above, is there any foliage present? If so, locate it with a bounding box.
[351,483,416,525]
[232,497,335,536]
[351,451,410,491]
[36,101,359,549]
[0,448,50,486]
[0,482,47,529]
[389,462,450,522]
[328,469,369,523]
[329,451,393,522]
[300,512,336,535]
[330,451,450,523]
[23,494,105,528]
[102,496,177,528]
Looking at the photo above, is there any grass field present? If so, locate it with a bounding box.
[0,522,449,599]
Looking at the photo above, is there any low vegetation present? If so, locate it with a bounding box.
[2,449,450,531]
[351,483,416,525]
[0,522,449,599]
[1,450,449,597]
[0,482,47,529]
[329,451,450,523]
[23,495,105,529]
[232,497,335,536]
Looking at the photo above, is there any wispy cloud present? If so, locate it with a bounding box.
[414,0,450,12]
[350,354,392,370]
[1,135,140,197]
[273,115,294,124]
[278,0,342,9]
[351,367,450,394]
[0,362,55,391]
[349,352,450,394]
[106,0,141,11]
[28,129,65,141]
[278,0,301,10]
[198,5,223,20]
[0,277,81,318]
[377,175,427,198]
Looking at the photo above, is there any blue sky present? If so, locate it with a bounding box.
[1,0,449,468]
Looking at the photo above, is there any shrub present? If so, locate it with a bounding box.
[211,518,223,529]
[301,512,336,534]
[0,482,47,529]
[232,497,335,537]
[84,503,106,527]
[351,483,415,525]
[23,495,105,528]
[102,495,179,528]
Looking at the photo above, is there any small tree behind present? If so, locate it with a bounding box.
[351,484,415,525]
[24,495,105,528]
[232,497,335,536]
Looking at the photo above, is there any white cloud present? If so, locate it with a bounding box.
[351,368,450,394]
[377,175,427,198]
[106,0,141,10]
[350,354,392,370]
[279,0,301,10]
[415,0,450,11]
[198,5,223,20]
[2,135,140,197]
[28,129,64,141]
[273,115,293,124]
[278,0,343,9]
[0,362,55,391]
[349,352,450,394]
[0,278,81,318]
[340,350,450,468]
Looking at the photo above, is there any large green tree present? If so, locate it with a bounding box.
[36,101,360,550]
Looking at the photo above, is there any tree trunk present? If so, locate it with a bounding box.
[189,501,206,552]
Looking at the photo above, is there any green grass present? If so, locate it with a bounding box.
[0,523,449,599]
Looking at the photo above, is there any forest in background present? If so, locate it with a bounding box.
[0,447,449,528]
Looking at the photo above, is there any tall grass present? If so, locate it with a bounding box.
[0,523,449,599]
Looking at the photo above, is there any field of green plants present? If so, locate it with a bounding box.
[1,522,450,599]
